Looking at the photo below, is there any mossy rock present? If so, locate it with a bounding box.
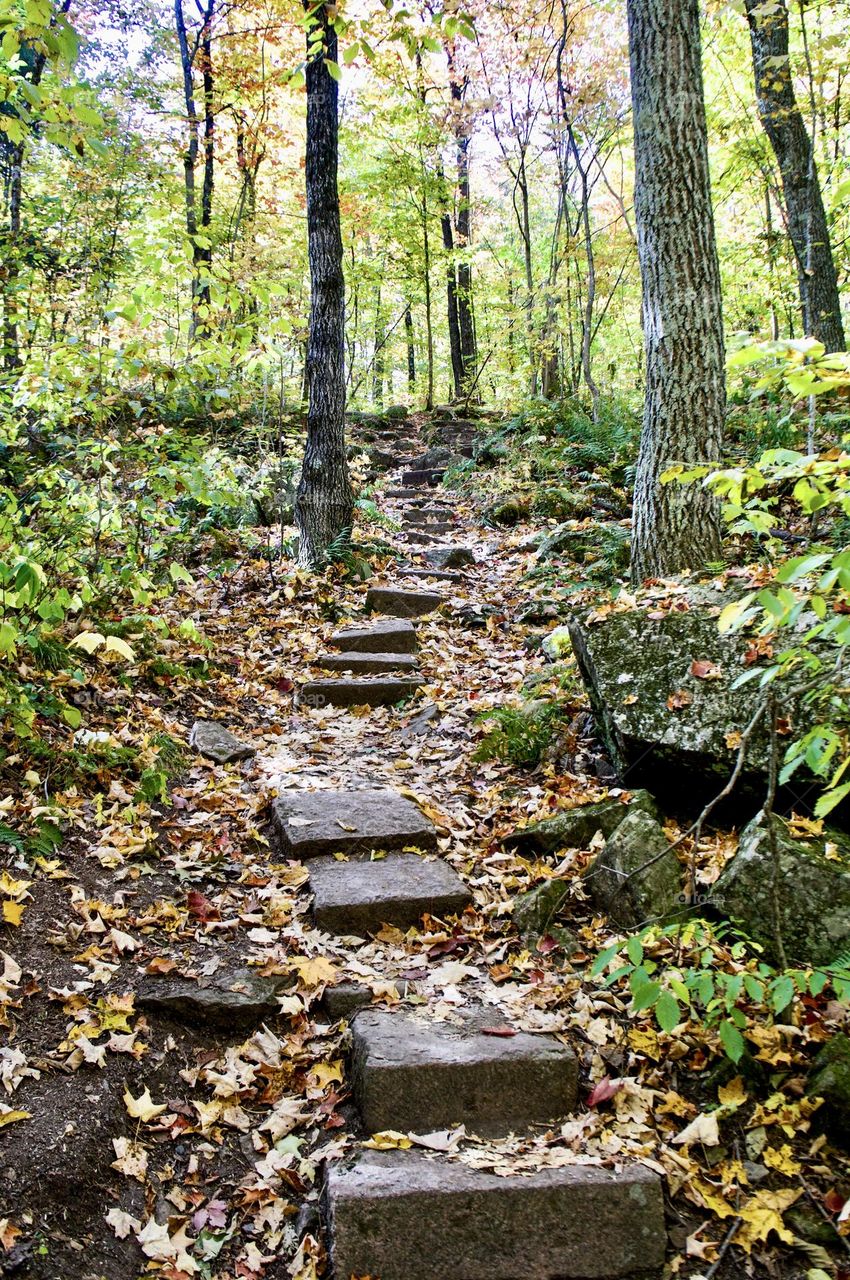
[483,494,532,527]
[713,814,850,966]
[585,809,682,928]
[807,1034,850,1143]
[513,879,572,942]
[503,790,659,857]
[533,488,593,521]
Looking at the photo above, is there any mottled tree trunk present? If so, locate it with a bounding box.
[294,3,353,567]
[628,0,725,583]
[404,304,416,392]
[744,0,844,351]
[439,177,464,399]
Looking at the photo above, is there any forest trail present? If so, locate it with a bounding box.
[2,413,687,1279]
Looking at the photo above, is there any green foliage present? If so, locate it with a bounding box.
[474,699,568,768]
[592,919,850,1064]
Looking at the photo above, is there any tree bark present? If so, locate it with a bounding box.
[628,0,725,583]
[744,0,845,351]
[448,51,477,390]
[175,0,215,338]
[404,303,416,392]
[439,165,464,399]
[294,3,353,566]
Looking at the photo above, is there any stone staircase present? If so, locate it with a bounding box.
[275,413,666,1279]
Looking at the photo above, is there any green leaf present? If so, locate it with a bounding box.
[655,990,681,1032]
[324,57,341,81]
[718,595,755,634]
[770,974,796,1013]
[61,705,82,729]
[631,977,660,1012]
[718,1019,745,1063]
[814,781,850,818]
[626,936,644,965]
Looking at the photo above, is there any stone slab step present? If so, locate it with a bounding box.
[330,619,418,654]
[365,586,445,618]
[327,1152,666,1280]
[386,488,427,499]
[351,1007,578,1136]
[404,507,455,524]
[424,545,476,569]
[315,651,419,675]
[401,469,446,486]
[272,789,437,859]
[404,522,455,536]
[300,677,421,708]
[309,854,470,935]
[399,567,465,583]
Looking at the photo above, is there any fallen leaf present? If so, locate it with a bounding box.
[124,1086,167,1123]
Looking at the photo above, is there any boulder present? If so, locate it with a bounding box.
[424,545,475,570]
[807,1035,850,1140]
[504,790,658,857]
[512,879,571,941]
[532,488,593,520]
[568,582,825,800]
[713,812,850,966]
[585,809,682,928]
[189,719,255,764]
[483,494,531,527]
[537,521,630,573]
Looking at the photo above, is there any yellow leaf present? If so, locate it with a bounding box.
[290,955,338,989]
[70,631,105,655]
[103,635,135,662]
[309,1060,344,1088]
[123,1086,166,1123]
[0,1108,30,1128]
[0,873,30,898]
[763,1144,802,1177]
[718,1076,747,1109]
[2,901,25,926]
[736,1188,801,1253]
[363,1130,412,1150]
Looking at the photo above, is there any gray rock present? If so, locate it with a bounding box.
[537,521,630,573]
[365,586,444,618]
[327,1152,666,1280]
[321,981,404,1021]
[541,624,573,660]
[586,809,682,928]
[513,879,571,941]
[401,468,446,487]
[385,404,409,419]
[482,494,531,527]
[299,677,422,708]
[400,567,465,583]
[807,1034,850,1140]
[309,853,470,935]
[399,703,440,739]
[351,1006,578,1135]
[189,719,255,764]
[424,545,475,569]
[271,789,437,859]
[713,812,850,966]
[408,446,455,471]
[568,582,830,797]
[314,651,419,676]
[330,619,418,654]
[503,791,659,856]
[136,972,284,1030]
[404,528,453,545]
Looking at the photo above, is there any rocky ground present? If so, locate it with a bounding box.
[0,408,849,1280]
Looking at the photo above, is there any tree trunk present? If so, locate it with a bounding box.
[447,44,477,391]
[294,3,353,566]
[404,304,416,392]
[439,170,464,399]
[372,281,384,407]
[628,0,725,583]
[2,141,23,370]
[175,0,215,339]
[744,0,845,351]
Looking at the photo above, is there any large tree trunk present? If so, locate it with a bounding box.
[404,303,416,392]
[294,3,353,567]
[628,0,725,583]
[744,0,845,351]
[439,177,464,399]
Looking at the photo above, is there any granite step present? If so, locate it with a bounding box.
[365,586,445,618]
[327,1153,666,1280]
[399,567,465,583]
[404,530,450,546]
[309,854,470,935]
[404,507,455,524]
[271,789,436,859]
[315,651,419,675]
[351,1006,578,1136]
[299,676,421,708]
[329,619,418,654]
[401,468,446,487]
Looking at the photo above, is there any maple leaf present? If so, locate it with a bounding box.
[735,1188,801,1252]
[187,890,220,922]
[111,1136,148,1181]
[124,1085,167,1122]
[673,1111,721,1147]
[691,659,723,680]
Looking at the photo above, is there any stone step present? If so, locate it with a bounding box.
[351,1007,578,1136]
[399,567,465,583]
[386,487,427,500]
[404,530,449,546]
[272,789,436,859]
[309,853,470,935]
[365,586,445,618]
[424,545,475,569]
[327,1152,666,1280]
[315,651,419,675]
[404,507,455,524]
[299,676,421,708]
[401,468,446,487]
[330,619,418,654]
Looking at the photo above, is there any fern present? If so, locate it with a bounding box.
[0,825,25,855]
[474,701,567,769]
